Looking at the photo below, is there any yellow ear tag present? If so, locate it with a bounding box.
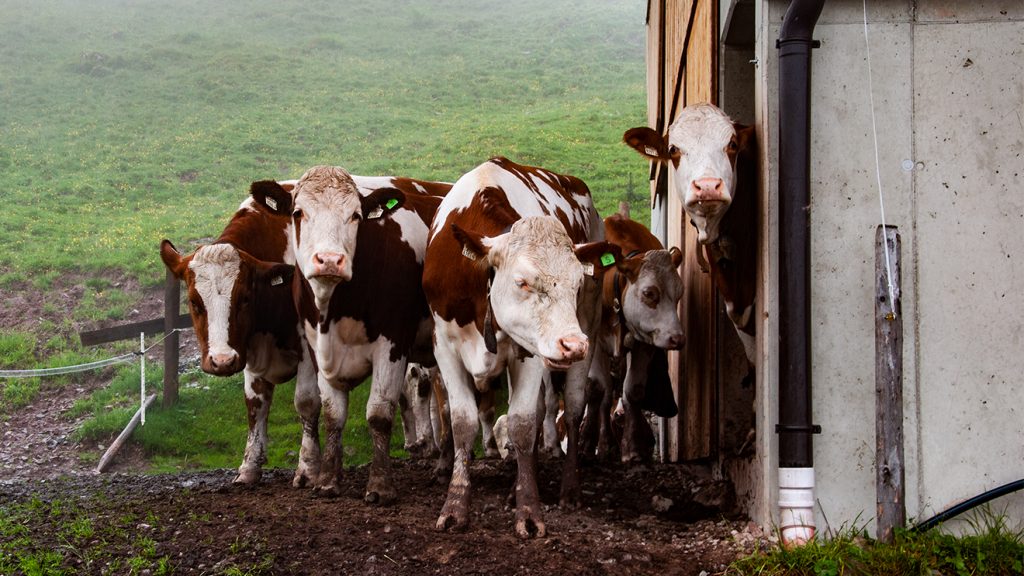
[461,245,477,261]
[265,197,278,211]
[600,252,616,267]
[367,206,384,219]
[582,263,595,277]
[270,276,284,286]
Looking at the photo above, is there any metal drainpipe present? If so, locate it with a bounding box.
[776,0,825,546]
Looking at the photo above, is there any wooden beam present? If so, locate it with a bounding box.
[79,313,191,347]
[875,225,905,543]
[94,393,158,474]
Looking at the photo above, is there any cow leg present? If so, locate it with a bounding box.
[558,358,590,509]
[540,372,564,459]
[412,369,439,459]
[432,372,454,481]
[507,357,546,539]
[364,355,405,506]
[398,386,417,453]
[292,353,321,488]
[316,375,350,497]
[478,386,499,458]
[435,350,478,532]
[236,371,272,485]
[621,344,654,463]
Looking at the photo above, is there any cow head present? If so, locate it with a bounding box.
[617,248,685,350]
[251,167,405,308]
[160,240,293,375]
[453,216,621,371]
[624,103,754,244]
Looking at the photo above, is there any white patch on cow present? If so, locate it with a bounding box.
[313,317,375,383]
[351,175,396,196]
[239,196,258,212]
[388,207,430,263]
[413,182,427,194]
[431,161,593,241]
[189,244,241,358]
[667,103,740,243]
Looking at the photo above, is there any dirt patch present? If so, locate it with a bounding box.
[1,460,772,575]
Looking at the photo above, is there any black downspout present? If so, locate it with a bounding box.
[776,0,825,469]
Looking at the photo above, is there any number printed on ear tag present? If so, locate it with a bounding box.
[600,252,615,267]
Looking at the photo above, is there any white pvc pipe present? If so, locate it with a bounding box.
[779,467,816,546]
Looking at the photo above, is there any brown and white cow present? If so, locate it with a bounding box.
[423,157,626,538]
[160,187,321,487]
[624,103,758,364]
[582,211,684,462]
[252,167,448,504]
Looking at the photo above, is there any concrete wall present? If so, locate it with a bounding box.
[756,0,1024,534]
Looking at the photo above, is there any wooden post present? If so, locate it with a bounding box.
[875,225,904,543]
[163,269,180,408]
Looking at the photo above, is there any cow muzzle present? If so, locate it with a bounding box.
[310,251,349,281]
[204,350,242,375]
[542,335,588,371]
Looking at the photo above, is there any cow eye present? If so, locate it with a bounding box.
[515,278,531,292]
[351,212,362,222]
[292,208,303,220]
[728,140,738,152]
[669,145,681,157]
[642,287,660,305]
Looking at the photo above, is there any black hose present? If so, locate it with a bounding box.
[911,479,1024,533]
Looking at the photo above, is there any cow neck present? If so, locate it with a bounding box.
[610,249,645,377]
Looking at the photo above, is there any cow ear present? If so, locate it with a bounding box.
[362,187,406,220]
[160,239,188,279]
[250,180,293,215]
[623,127,673,163]
[668,246,683,268]
[574,241,624,278]
[451,223,492,264]
[733,123,756,156]
[616,255,644,283]
[246,254,294,288]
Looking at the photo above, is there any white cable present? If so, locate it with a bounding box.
[0,328,185,379]
[864,0,899,316]
[0,353,137,378]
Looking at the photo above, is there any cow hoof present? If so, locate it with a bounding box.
[435,512,469,533]
[514,514,546,539]
[292,471,315,489]
[313,483,342,498]
[364,489,396,506]
[233,468,261,485]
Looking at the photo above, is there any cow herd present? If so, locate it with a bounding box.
[160,102,755,538]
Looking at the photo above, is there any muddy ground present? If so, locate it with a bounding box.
[1,277,774,574]
[0,376,774,576]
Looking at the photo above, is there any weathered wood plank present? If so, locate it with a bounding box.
[875,225,905,543]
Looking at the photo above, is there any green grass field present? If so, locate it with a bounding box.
[0,0,649,469]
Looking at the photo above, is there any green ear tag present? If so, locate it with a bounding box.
[385,198,399,210]
[600,252,615,267]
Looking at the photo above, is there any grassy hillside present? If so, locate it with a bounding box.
[0,0,649,469]
[0,0,650,285]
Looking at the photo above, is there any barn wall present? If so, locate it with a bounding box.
[758,0,1024,534]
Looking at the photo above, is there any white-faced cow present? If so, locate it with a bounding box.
[582,210,684,462]
[252,167,448,504]
[423,157,627,538]
[160,187,320,488]
[624,103,758,364]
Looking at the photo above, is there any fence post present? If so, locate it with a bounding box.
[163,269,180,407]
[875,225,904,543]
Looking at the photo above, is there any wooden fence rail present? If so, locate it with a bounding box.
[78,272,187,408]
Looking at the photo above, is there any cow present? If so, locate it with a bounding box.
[251,166,448,504]
[582,209,684,463]
[159,188,320,488]
[623,102,758,365]
[423,157,627,538]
